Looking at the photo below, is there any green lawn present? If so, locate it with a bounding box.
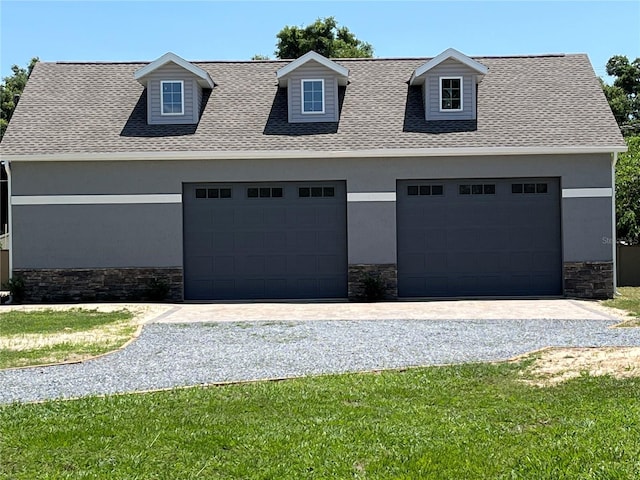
[604,286,640,325]
[0,309,135,369]
[1,361,639,479]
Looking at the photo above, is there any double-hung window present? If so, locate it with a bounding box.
[161,80,184,115]
[440,77,462,111]
[301,79,324,114]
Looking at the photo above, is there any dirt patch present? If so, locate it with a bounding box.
[520,347,640,387]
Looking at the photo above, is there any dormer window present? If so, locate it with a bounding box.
[409,48,487,121]
[161,81,184,115]
[440,77,462,111]
[276,51,348,123]
[302,79,325,114]
[134,52,215,125]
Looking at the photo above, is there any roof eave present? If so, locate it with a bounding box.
[2,145,627,163]
[276,51,349,87]
[134,52,215,89]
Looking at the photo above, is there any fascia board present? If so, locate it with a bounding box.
[276,51,349,84]
[2,146,627,163]
[410,48,489,86]
[134,52,214,88]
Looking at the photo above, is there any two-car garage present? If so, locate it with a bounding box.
[183,178,563,300]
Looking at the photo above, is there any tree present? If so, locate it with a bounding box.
[0,57,38,140]
[274,17,373,59]
[601,55,640,135]
[616,135,640,244]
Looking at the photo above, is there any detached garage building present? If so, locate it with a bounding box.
[0,48,626,301]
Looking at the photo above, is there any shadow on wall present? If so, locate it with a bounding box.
[119,89,211,137]
[263,86,346,136]
[402,85,477,134]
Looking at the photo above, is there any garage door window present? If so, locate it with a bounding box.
[459,184,495,195]
[247,187,283,198]
[196,188,231,199]
[407,185,444,196]
[298,186,335,198]
[512,183,548,194]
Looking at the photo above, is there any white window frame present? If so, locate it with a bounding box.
[160,80,184,116]
[439,76,463,112]
[301,79,325,114]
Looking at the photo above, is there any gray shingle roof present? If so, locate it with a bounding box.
[0,54,625,156]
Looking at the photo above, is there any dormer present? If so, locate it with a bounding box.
[134,52,214,125]
[276,51,349,123]
[409,48,488,121]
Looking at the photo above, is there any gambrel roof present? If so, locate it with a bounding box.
[0,53,626,159]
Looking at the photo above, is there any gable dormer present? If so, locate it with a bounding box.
[134,52,214,125]
[409,48,488,121]
[276,51,349,123]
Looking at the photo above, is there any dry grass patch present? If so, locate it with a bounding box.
[520,347,640,386]
[0,307,152,369]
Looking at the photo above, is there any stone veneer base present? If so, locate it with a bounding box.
[13,267,183,303]
[348,264,398,301]
[563,261,614,299]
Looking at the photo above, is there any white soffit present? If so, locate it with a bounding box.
[134,52,215,89]
[276,50,349,86]
[409,48,489,86]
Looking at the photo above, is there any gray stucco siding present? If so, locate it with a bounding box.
[9,152,614,271]
[286,61,339,123]
[12,203,182,268]
[425,59,478,120]
[146,64,201,125]
[562,197,614,262]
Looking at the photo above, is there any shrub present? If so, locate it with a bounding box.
[145,278,170,302]
[4,276,26,303]
[362,274,385,302]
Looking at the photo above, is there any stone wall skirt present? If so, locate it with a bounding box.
[563,261,614,299]
[348,264,398,301]
[13,267,183,303]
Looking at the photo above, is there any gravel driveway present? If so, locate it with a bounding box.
[2,314,640,404]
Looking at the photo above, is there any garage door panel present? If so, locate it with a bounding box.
[184,182,347,300]
[398,178,561,297]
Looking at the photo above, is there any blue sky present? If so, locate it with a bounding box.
[1,0,639,81]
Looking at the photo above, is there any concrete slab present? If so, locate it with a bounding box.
[146,299,624,323]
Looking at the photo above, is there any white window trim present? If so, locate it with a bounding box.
[160,80,184,116]
[439,76,463,112]
[301,79,325,114]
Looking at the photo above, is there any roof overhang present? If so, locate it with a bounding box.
[2,146,627,163]
[134,52,214,89]
[410,48,489,86]
[276,50,349,87]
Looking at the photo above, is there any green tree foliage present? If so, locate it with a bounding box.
[601,55,640,135]
[0,57,38,140]
[616,135,640,244]
[274,17,373,59]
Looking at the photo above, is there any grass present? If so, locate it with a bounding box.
[0,309,136,369]
[1,362,639,479]
[604,286,640,325]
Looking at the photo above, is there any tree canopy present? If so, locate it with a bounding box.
[601,55,640,136]
[274,17,373,59]
[0,57,38,140]
[616,135,640,244]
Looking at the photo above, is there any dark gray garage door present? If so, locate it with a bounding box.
[397,178,562,297]
[183,181,347,300]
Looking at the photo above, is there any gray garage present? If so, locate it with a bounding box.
[183,181,347,300]
[397,178,562,297]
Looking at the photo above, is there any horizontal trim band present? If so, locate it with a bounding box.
[562,188,612,198]
[12,194,182,205]
[347,192,396,202]
[1,145,626,162]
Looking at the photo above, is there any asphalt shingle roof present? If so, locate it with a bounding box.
[0,54,625,156]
